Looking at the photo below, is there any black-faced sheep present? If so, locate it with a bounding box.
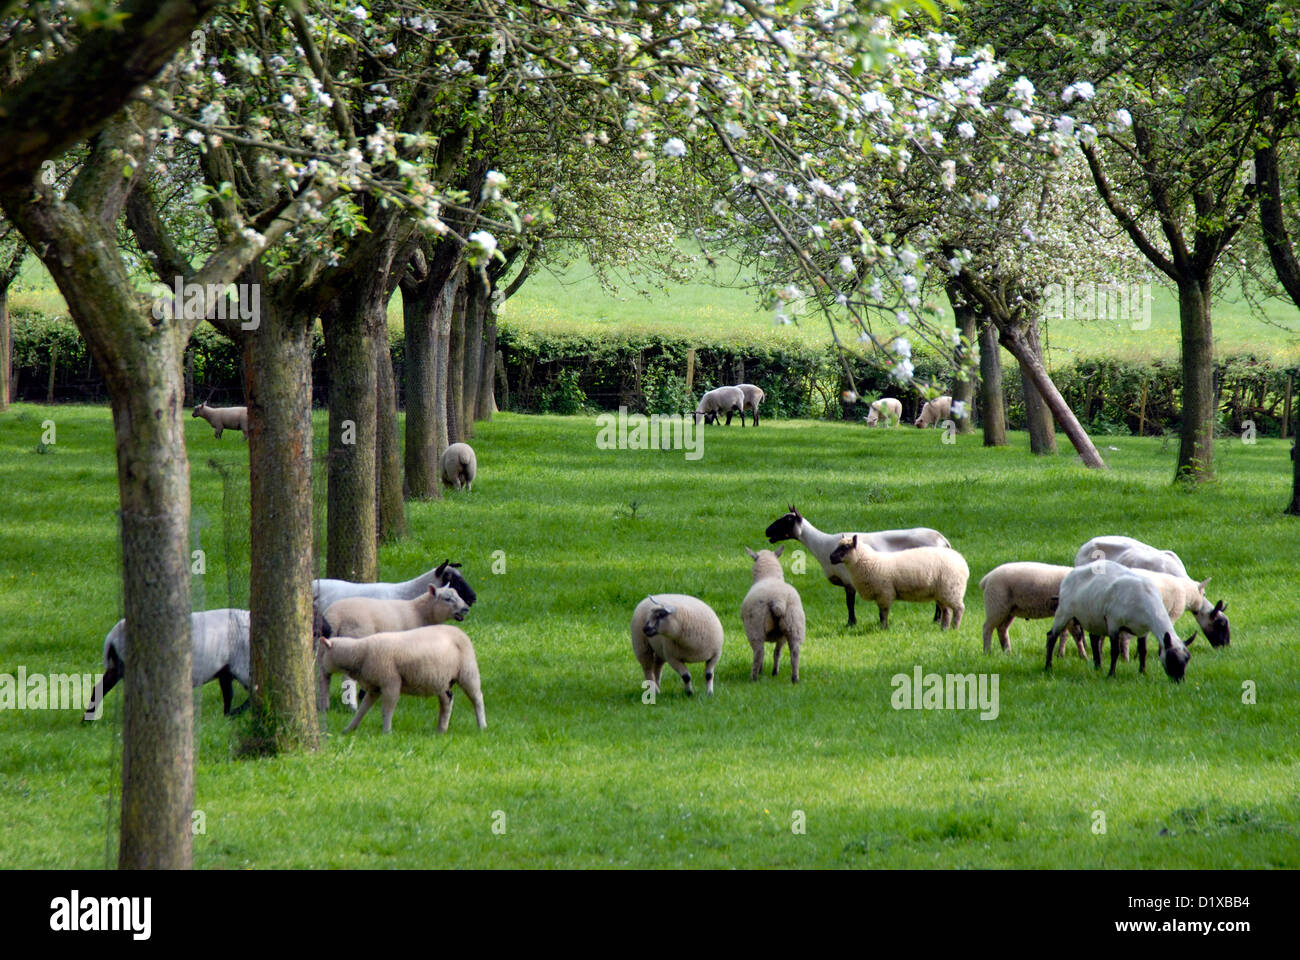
[694,385,746,426]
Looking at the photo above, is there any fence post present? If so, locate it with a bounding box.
[46,343,57,403]
[685,348,695,391]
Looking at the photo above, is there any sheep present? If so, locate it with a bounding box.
[321,584,469,644]
[631,594,724,696]
[694,385,746,426]
[741,546,806,682]
[979,562,1085,656]
[440,442,477,491]
[764,505,951,626]
[314,560,477,710]
[192,401,248,439]
[83,608,250,721]
[735,383,765,426]
[829,534,969,629]
[1046,559,1195,681]
[913,395,953,428]
[1130,569,1231,648]
[1075,535,1230,646]
[316,625,486,733]
[865,397,903,427]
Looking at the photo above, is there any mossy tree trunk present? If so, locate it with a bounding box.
[978,319,1006,447]
[946,284,977,434]
[462,274,485,439]
[447,280,467,445]
[1176,277,1216,482]
[375,310,405,542]
[1018,316,1058,455]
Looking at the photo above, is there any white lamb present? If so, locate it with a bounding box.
[193,402,248,439]
[694,385,746,426]
[84,608,250,720]
[631,594,724,696]
[740,546,806,682]
[764,505,951,626]
[979,562,1085,656]
[316,625,486,733]
[735,383,765,426]
[440,442,477,491]
[865,397,903,427]
[1046,560,1194,681]
[913,395,953,428]
[829,534,970,629]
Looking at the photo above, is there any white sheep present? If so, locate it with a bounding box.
[440,442,477,491]
[865,397,903,427]
[763,505,951,626]
[1075,535,1229,647]
[694,385,746,426]
[193,402,248,439]
[741,546,806,682]
[735,383,765,426]
[322,583,469,640]
[913,395,953,428]
[84,608,250,721]
[1130,569,1230,648]
[979,562,1085,656]
[829,534,970,629]
[631,594,724,695]
[1046,559,1194,680]
[316,625,486,733]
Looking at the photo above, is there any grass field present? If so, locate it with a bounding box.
[11,252,1300,364]
[1,404,1298,868]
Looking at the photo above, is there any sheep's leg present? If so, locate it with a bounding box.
[380,685,401,733]
[950,603,963,630]
[999,621,1011,652]
[1136,635,1148,674]
[1044,629,1057,671]
[752,407,759,427]
[1090,633,1103,669]
[342,687,380,732]
[750,641,764,681]
[214,425,222,439]
[1071,623,1086,658]
[217,667,234,715]
[704,654,718,695]
[939,606,951,630]
[725,410,735,426]
[663,655,694,695]
[788,642,799,684]
[933,604,942,624]
[436,688,453,734]
[982,618,995,654]
[462,676,487,730]
[651,658,665,693]
[1107,632,1122,677]
[317,667,331,714]
[844,586,857,627]
[878,604,889,629]
[771,639,782,677]
[1120,634,1131,662]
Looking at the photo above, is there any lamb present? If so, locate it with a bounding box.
[764,505,951,626]
[83,608,250,721]
[192,401,248,439]
[440,442,477,491]
[735,383,765,426]
[913,395,953,428]
[316,625,486,733]
[740,546,806,682]
[1046,560,1194,681]
[979,562,1085,656]
[829,534,970,629]
[631,594,724,696]
[865,397,903,427]
[694,385,746,426]
[322,584,469,643]
[1074,535,1229,646]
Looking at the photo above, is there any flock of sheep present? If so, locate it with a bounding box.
[82,387,1233,733]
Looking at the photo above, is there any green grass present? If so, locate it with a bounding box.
[1,403,1298,868]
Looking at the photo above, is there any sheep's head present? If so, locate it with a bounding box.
[1159,631,1195,682]
[1196,598,1230,648]
[192,404,206,417]
[828,534,858,565]
[764,506,802,544]
[429,584,470,621]
[435,559,477,607]
[642,597,675,637]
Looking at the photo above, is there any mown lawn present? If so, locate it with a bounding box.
[0,404,1297,868]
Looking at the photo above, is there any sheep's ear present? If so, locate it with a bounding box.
[435,560,449,575]
[1183,631,1196,647]
[774,544,785,558]
[319,636,333,650]
[850,534,858,547]
[1214,600,1226,613]
[745,547,758,559]
[1198,577,1210,595]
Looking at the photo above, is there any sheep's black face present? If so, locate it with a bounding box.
[439,567,477,607]
[1160,636,1191,682]
[828,543,848,564]
[1204,612,1230,648]
[643,609,668,637]
[765,513,799,544]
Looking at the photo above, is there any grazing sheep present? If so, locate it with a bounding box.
[735,383,765,426]
[631,594,724,696]
[1046,560,1194,681]
[829,534,970,629]
[316,625,486,733]
[764,505,951,626]
[1130,569,1231,648]
[84,608,250,721]
[741,546,806,682]
[1075,535,1229,646]
[193,402,248,439]
[979,562,1085,656]
[694,385,746,426]
[865,397,903,427]
[440,442,477,491]
[913,395,953,428]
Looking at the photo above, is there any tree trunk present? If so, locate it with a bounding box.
[1000,325,1106,469]
[1176,277,1216,482]
[322,301,378,582]
[476,314,497,421]
[447,281,467,445]
[375,319,405,542]
[402,247,461,499]
[0,280,10,410]
[244,306,320,754]
[1018,316,1057,455]
[951,296,978,434]
[1287,405,1300,515]
[978,319,1006,446]
[462,275,485,436]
